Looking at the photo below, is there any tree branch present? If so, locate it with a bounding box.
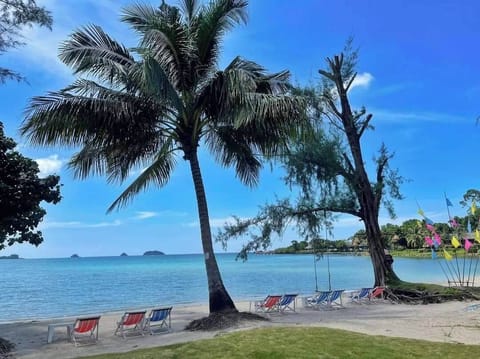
[358,113,373,137]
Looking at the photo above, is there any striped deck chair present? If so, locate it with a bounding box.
[144,307,172,335]
[253,295,282,313]
[351,287,373,304]
[368,286,386,302]
[279,294,298,313]
[327,289,345,309]
[69,316,101,346]
[114,311,146,339]
[305,291,331,309]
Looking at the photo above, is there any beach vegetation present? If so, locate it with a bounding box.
[218,44,404,287]
[0,122,61,251]
[20,0,304,316]
[79,327,480,359]
[0,0,52,84]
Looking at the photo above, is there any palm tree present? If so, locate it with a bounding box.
[21,0,304,314]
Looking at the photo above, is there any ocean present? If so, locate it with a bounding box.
[0,253,449,322]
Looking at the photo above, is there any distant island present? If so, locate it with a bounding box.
[120,252,128,257]
[143,250,165,256]
[0,254,20,260]
[70,254,80,258]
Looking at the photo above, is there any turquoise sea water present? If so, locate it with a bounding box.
[0,253,448,322]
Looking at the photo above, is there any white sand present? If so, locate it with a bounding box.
[1,298,480,358]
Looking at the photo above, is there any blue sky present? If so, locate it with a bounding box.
[1,0,479,258]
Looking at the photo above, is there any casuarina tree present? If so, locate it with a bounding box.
[21,0,304,313]
[0,0,52,83]
[218,48,403,287]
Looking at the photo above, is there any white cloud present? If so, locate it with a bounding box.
[17,0,130,81]
[40,219,122,229]
[132,210,188,220]
[35,154,63,177]
[133,211,158,220]
[349,72,374,91]
[371,108,468,123]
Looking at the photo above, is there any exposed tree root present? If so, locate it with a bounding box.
[185,311,268,331]
[386,284,480,304]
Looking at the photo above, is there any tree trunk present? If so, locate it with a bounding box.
[328,55,401,287]
[363,207,400,286]
[188,151,237,314]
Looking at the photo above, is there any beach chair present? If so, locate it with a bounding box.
[278,294,298,313]
[327,289,345,309]
[69,316,101,346]
[114,311,146,339]
[252,295,282,313]
[351,287,373,304]
[368,286,386,302]
[305,291,331,309]
[143,307,172,335]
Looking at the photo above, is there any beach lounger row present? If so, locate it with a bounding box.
[251,293,298,313]
[304,289,345,310]
[49,307,173,346]
[350,286,385,304]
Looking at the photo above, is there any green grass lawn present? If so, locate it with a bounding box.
[82,327,480,359]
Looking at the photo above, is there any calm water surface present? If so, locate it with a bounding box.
[0,253,447,322]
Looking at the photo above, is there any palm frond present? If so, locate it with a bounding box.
[122,2,192,91]
[195,0,248,79]
[180,0,200,24]
[59,25,135,84]
[107,140,177,212]
[205,124,261,187]
[132,54,183,110]
[21,79,168,148]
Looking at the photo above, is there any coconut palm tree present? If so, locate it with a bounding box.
[21,0,304,314]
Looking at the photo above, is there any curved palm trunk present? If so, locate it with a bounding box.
[188,151,237,314]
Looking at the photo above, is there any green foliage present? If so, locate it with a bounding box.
[0,122,61,250]
[218,46,403,271]
[20,0,305,312]
[460,189,480,208]
[21,1,305,212]
[0,0,52,83]
[81,327,480,359]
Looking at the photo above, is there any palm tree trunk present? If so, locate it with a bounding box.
[188,151,237,314]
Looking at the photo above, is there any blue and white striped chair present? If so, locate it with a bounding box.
[351,287,373,304]
[305,290,331,309]
[144,307,172,334]
[278,294,298,312]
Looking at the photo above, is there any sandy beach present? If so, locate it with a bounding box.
[1,297,480,358]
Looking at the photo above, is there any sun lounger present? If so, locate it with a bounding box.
[143,307,172,334]
[69,316,101,346]
[278,294,298,313]
[305,291,331,309]
[327,289,345,309]
[252,295,282,313]
[350,287,373,303]
[368,286,386,302]
[114,311,146,339]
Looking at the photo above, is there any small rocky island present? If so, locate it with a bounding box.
[70,254,80,258]
[0,254,20,260]
[143,250,165,256]
[120,252,128,257]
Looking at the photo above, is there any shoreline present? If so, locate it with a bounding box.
[2,297,480,358]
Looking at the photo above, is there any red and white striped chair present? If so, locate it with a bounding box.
[69,316,101,346]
